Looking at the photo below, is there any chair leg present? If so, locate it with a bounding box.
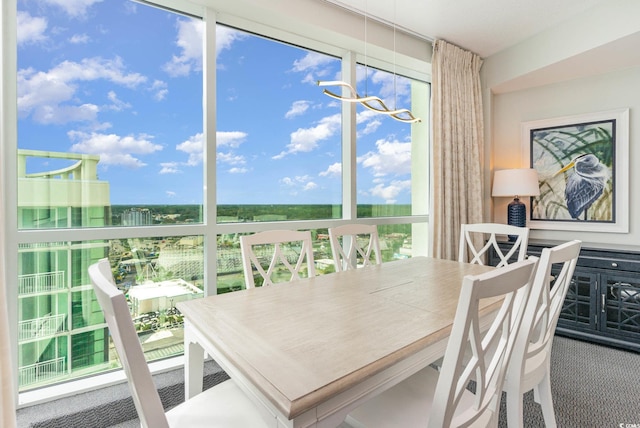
[506,389,524,428]
[536,373,558,428]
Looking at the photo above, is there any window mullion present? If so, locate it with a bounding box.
[342,51,357,221]
[204,8,217,297]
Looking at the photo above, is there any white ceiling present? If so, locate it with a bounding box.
[324,0,608,58]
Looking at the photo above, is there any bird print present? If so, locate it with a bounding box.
[555,153,610,220]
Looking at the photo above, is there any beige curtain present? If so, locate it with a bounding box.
[431,39,484,260]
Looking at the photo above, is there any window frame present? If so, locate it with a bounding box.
[2,0,431,404]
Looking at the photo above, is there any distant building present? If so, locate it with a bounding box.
[127,279,203,316]
[122,208,152,226]
[17,149,111,390]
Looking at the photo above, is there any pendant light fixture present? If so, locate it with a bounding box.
[317,0,420,123]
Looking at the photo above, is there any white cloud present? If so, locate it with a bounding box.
[356,110,383,136]
[358,138,411,177]
[229,167,248,174]
[319,162,341,178]
[217,131,247,148]
[217,131,247,167]
[292,51,338,85]
[292,52,335,73]
[354,67,413,114]
[68,130,163,168]
[123,1,137,14]
[216,26,248,56]
[360,119,382,135]
[69,33,90,44]
[150,80,168,101]
[217,152,246,165]
[163,19,204,77]
[281,175,318,193]
[106,91,131,111]
[17,11,48,46]
[370,70,412,107]
[159,162,182,174]
[43,0,103,18]
[18,57,146,124]
[285,100,310,119]
[176,133,204,166]
[369,180,411,204]
[169,131,250,170]
[166,191,176,198]
[273,113,340,159]
[33,103,99,124]
[173,131,248,168]
[303,182,318,191]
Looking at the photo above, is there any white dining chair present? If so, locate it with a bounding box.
[88,258,272,428]
[328,224,381,272]
[459,222,530,267]
[504,240,581,428]
[346,257,539,428]
[240,229,316,288]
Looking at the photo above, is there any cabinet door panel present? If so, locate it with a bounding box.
[558,270,596,331]
[602,274,640,340]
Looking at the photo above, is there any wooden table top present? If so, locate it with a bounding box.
[177,256,497,420]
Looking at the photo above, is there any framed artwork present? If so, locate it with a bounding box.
[522,108,629,233]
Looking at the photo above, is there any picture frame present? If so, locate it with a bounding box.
[521,108,629,233]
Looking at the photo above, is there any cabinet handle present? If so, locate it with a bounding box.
[602,293,606,313]
[611,262,618,267]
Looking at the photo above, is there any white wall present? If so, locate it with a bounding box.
[487,66,639,250]
[480,0,640,251]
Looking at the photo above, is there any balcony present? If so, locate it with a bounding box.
[18,313,67,342]
[19,357,66,387]
[19,271,66,295]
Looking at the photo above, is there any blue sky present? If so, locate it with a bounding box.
[17,0,418,206]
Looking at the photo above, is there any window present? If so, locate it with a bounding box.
[15,0,205,391]
[356,64,429,217]
[17,2,204,228]
[216,24,343,219]
[8,0,430,396]
[17,237,203,389]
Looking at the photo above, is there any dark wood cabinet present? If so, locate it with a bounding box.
[490,241,640,352]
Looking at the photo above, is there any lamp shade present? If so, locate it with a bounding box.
[492,168,540,197]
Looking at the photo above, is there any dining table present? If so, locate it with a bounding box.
[177,256,499,428]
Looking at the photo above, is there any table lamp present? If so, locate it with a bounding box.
[492,168,540,232]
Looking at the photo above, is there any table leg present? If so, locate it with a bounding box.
[183,320,205,399]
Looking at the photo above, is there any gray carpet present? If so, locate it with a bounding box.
[16,361,228,428]
[17,336,640,427]
[507,335,640,427]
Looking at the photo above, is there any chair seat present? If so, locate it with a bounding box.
[346,366,492,428]
[166,379,270,427]
[504,347,548,394]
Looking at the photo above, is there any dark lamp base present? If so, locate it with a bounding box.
[507,198,526,241]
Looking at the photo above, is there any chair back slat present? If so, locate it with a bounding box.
[328,224,381,272]
[459,223,529,267]
[240,230,316,288]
